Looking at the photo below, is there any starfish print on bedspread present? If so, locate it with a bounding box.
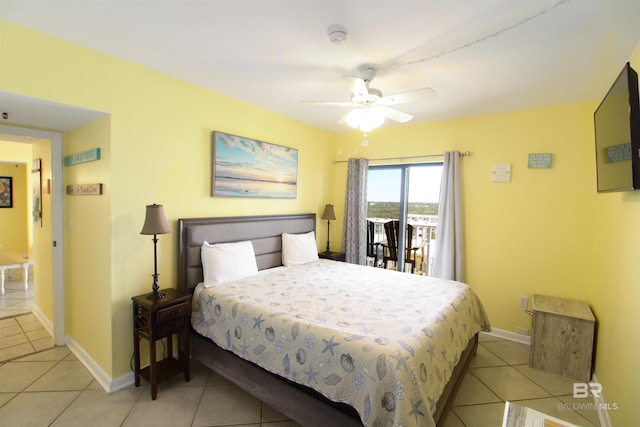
[409,398,425,423]
[322,335,340,356]
[390,350,409,371]
[240,339,250,355]
[426,343,436,360]
[304,366,319,384]
[253,314,265,330]
[195,312,205,327]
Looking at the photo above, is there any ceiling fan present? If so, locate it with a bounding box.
[303,65,435,132]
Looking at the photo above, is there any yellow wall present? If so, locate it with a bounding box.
[589,44,640,426]
[64,116,113,371]
[0,20,336,377]
[0,156,29,254]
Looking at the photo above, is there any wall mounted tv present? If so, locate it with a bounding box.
[594,62,640,193]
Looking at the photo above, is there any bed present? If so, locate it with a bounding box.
[178,213,490,427]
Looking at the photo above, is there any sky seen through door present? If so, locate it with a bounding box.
[367,165,443,203]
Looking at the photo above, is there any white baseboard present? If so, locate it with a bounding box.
[111,371,136,392]
[66,336,135,394]
[482,327,531,345]
[591,374,613,427]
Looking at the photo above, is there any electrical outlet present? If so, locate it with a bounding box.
[519,296,529,309]
[517,327,530,336]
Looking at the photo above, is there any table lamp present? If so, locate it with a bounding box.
[140,204,172,299]
[321,204,336,253]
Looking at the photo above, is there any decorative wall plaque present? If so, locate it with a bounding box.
[65,148,101,166]
[66,183,103,195]
[528,153,554,169]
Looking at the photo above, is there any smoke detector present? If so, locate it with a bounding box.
[327,24,348,44]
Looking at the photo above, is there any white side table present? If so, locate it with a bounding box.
[0,253,30,295]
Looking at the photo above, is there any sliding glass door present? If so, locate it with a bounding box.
[367,163,442,273]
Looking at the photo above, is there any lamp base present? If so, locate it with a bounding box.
[326,220,331,253]
[146,290,166,300]
[146,275,165,300]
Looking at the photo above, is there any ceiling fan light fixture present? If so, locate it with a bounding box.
[346,107,385,132]
[345,108,363,129]
[367,107,385,128]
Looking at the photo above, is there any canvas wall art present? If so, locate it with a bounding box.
[212,131,298,198]
[32,158,42,226]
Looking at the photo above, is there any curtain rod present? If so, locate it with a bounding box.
[332,151,471,164]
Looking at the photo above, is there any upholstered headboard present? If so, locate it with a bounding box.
[178,213,316,292]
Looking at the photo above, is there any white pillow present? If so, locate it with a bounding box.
[201,240,258,287]
[282,231,319,267]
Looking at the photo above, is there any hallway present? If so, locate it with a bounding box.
[0,275,54,362]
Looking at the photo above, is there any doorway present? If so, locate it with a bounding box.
[0,125,65,345]
[367,163,442,274]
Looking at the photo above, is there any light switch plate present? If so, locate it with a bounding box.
[492,163,511,182]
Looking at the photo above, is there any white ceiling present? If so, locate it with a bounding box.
[1,0,639,133]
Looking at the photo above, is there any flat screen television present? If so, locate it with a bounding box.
[594,62,640,193]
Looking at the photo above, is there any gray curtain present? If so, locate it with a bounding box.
[342,158,369,265]
[432,151,465,281]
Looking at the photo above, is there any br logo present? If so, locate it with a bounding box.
[573,382,602,398]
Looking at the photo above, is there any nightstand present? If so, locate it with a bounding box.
[529,295,595,381]
[132,288,191,399]
[318,251,346,262]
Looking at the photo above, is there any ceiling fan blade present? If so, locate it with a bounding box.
[301,101,354,107]
[380,106,413,123]
[376,87,435,106]
[343,76,369,96]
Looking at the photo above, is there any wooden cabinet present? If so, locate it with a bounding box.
[132,288,191,399]
[529,295,595,382]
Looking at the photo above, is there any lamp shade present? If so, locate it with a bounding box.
[140,204,172,235]
[321,204,336,221]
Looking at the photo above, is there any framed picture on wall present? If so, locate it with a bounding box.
[0,176,13,208]
[211,131,298,198]
[32,158,42,227]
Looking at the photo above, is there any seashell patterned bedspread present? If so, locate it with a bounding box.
[191,259,490,427]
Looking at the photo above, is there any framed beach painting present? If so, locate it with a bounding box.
[212,131,298,198]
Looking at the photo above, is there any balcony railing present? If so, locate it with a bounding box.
[367,216,437,275]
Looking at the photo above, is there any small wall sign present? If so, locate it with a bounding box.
[65,148,101,166]
[66,183,103,195]
[528,153,554,169]
[492,163,512,182]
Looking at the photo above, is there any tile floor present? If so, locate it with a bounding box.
[0,270,36,318]
[0,273,601,426]
[0,312,55,362]
[1,273,55,362]
[442,334,600,427]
